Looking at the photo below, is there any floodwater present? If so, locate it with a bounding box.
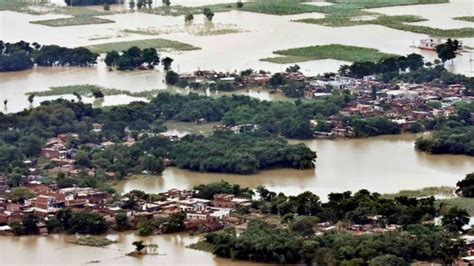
[1,1,473,264]
[0,233,269,265]
[116,134,474,200]
[1,0,473,109]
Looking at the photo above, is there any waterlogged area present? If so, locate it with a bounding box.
[1,0,473,109]
[1,1,474,264]
[116,134,474,200]
[0,233,267,265]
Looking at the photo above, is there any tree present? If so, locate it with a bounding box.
[165,70,179,85]
[27,94,35,106]
[162,0,170,7]
[162,57,173,71]
[236,1,243,8]
[138,219,155,236]
[203,8,214,21]
[91,88,104,99]
[115,210,130,231]
[142,48,160,67]
[68,212,108,234]
[8,187,35,203]
[286,64,300,73]
[269,73,285,88]
[103,3,110,10]
[161,212,185,233]
[22,213,39,235]
[185,14,194,23]
[132,240,146,252]
[140,154,165,174]
[147,0,153,8]
[456,172,474,197]
[442,206,469,234]
[104,50,120,67]
[436,39,458,63]
[129,0,135,9]
[3,99,7,109]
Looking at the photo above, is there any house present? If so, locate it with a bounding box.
[419,38,443,50]
[212,194,250,209]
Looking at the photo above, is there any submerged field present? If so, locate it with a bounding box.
[31,15,115,27]
[27,84,159,99]
[261,44,395,64]
[87,38,200,53]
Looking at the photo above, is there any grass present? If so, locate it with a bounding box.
[382,186,455,198]
[297,14,474,38]
[142,3,234,16]
[87,38,199,53]
[291,0,473,38]
[121,24,244,37]
[27,84,160,99]
[261,44,396,64]
[436,197,474,216]
[188,241,215,252]
[30,15,115,27]
[454,16,474,22]
[70,237,117,247]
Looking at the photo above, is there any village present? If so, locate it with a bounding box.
[174,67,472,138]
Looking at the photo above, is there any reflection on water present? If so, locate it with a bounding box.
[116,134,474,200]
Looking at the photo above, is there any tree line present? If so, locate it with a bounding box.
[0,41,97,72]
[195,181,471,265]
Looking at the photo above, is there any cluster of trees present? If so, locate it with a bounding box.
[104,46,172,71]
[339,53,425,79]
[456,172,474,197]
[65,0,121,6]
[204,221,464,265]
[198,182,471,264]
[172,131,316,174]
[254,187,438,227]
[415,126,474,155]
[128,0,155,9]
[415,101,474,156]
[0,41,98,72]
[436,39,461,63]
[349,117,401,137]
[193,181,254,199]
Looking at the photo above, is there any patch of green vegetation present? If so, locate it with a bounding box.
[141,3,233,16]
[240,0,322,15]
[70,237,117,247]
[292,0,472,38]
[297,13,474,38]
[436,197,474,216]
[261,44,395,64]
[326,0,449,9]
[30,15,115,27]
[27,84,159,99]
[0,0,52,14]
[188,241,215,252]
[383,186,455,198]
[454,16,474,22]
[87,38,199,53]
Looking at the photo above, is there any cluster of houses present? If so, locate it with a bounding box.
[125,189,250,233]
[0,182,251,235]
[300,74,471,138]
[173,69,472,139]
